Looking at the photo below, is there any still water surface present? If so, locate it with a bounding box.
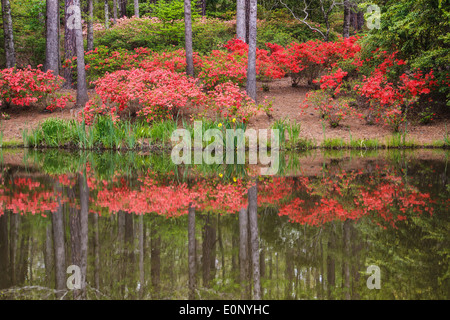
[0,149,448,300]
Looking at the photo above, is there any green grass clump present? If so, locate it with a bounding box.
[322,138,345,149]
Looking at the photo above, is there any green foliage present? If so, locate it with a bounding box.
[5,0,46,68]
[361,0,450,106]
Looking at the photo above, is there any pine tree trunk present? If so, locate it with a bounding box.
[64,0,76,88]
[104,0,110,28]
[343,0,351,38]
[245,0,250,43]
[45,0,59,75]
[113,0,118,22]
[1,0,15,68]
[120,0,127,17]
[87,0,94,51]
[184,0,194,77]
[73,0,89,106]
[246,0,257,101]
[236,0,246,41]
[134,0,139,17]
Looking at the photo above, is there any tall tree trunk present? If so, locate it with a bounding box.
[245,0,250,43]
[188,205,196,299]
[113,0,118,22]
[45,0,60,75]
[239,207,249,299]
[73,0,89,106]
[104,0,110,28]
[87,0,94,51]
[52,186,66,299]
[64,0,76,88]
[1,0,15,68]
[184,0,194,77]
[248,181,261,300]
[343,0,351,38]
[134,0,139,17]
[119,0,127,17]
[246,0,257,101]
[236,0,246,41]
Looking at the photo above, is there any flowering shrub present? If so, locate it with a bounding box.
[194,49,247,89]
[0,66,73,111]
[315,68,348,94]
[83,68,207,124]
[207,81,262,122]
[355,51,436,131]
[270,36,361,86]
[302,90,359,127]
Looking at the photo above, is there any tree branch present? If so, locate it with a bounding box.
[279,0,326,40]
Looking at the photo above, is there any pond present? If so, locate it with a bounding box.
[0,148,448,300]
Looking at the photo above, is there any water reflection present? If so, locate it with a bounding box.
[0,149,448,299]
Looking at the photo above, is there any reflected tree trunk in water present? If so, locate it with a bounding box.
[285,248,294,299]
[17,221,29,286]
[151,218,161,298]
[79,174,89,299]
[248,182,261,300]
[138,214,145,299]
[9,213,19,285]
[327,226,336,300]
[202,213,216,288]
[69,174,89,299]
[52,185,66,299]
[93,212,100,297]
[239,207,250,299]
[44,223,54,287]
[217,214,225,280]
[231,225,239,284]
[343,219,351,300]
[188,205,196,299]
[351,224,362,300]
[117,211,126,296]
[0,212,10,289]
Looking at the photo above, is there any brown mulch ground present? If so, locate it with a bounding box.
[0,78,448,145]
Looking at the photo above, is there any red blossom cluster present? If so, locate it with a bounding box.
[355,51,436,131]
[0,65,73,111]
[83,68,206,123]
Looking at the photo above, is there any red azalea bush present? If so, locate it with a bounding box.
[207,81,262,122]
[194,49,248,89]
[83,68,207,124]
[354,51,436,131]
[0,65,73,111]
[271,36,362,86]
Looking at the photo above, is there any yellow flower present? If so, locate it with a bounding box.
[232,118,236,123]
[218,123,222,127]
[233,177,237,182]
[219,173,223,178]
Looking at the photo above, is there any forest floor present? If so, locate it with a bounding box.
[0,77,448,145]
